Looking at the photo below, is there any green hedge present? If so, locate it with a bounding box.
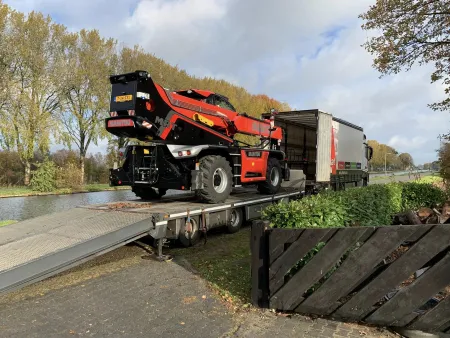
[262,182,446,229]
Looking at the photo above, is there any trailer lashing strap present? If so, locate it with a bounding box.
[201,209,207,245]
[0,208,155,294]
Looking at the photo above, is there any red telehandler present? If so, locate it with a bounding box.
[105,70,290,203]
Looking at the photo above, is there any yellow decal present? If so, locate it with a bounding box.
[193,113,214,127]
[252,162,255,166]
[115,94,133,102]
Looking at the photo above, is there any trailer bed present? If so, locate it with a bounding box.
[0,188,301,294]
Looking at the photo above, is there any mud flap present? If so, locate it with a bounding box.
[282,167,290,181]
[191,169,203,190]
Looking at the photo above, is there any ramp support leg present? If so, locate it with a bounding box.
[156,238,171,262]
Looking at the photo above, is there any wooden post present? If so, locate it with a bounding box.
[251,220,270,308]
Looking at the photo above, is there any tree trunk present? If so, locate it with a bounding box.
[79,157,85,186]
[24,161,31,186]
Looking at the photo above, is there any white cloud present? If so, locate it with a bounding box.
[388,136,428,152]
[4,0,448,163]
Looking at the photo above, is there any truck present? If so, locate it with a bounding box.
[262,109,373,193]
[105,70,290,204]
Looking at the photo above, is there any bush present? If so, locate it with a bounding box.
[56,162,83,190]
[30,159,57,192]
[262,182,446,229]
[401,181,446,210]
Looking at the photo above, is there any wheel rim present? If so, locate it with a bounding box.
[184,219,197,238]
[230,209,239,227]
[270,167,280,186]
[213,168,227,193]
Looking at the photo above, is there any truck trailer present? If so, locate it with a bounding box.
[263,109,373,192]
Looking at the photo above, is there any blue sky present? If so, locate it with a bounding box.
[5,0,449,164]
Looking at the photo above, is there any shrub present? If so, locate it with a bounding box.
[55,162,83,190]
[30,159,57,192]
[262,182,446,229]
[401,181,446,210]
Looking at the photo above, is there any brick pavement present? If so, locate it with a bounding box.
[0,257,398,338]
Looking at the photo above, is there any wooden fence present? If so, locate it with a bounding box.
[251,221,450,335]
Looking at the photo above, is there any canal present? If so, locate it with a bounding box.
[0,170,431,222]
[0,189,140,222]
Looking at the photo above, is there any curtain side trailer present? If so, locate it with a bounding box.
[263,109,373,192]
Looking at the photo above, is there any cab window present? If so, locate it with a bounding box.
[214,95,236,111]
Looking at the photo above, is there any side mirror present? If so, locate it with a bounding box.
[368,146,373,161]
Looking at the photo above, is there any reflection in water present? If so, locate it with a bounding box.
[0,190,139,221]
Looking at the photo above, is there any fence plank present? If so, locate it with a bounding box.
[270,227,370,311]
[409,296,450,332]
[334,224,443,320]
[251,220,270,307]
[269,229,304,264]
[404,224,434,243]
[269,228,333,295]
[366,252,450,327]
[295,225,418,316]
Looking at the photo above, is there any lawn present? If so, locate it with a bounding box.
[170,227,252,308]
[0,184,130,198]
[0,220,18,227]
[416,175,443,184]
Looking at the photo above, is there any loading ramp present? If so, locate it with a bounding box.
[0,188,301,295]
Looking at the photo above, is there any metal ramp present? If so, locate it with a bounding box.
[0,207,156,294]
[0,188,302,295]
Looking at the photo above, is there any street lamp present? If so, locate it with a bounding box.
[384,152,393,176]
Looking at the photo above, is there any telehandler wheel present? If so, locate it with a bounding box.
[198,155,233,204]
[258,157,282,194]
[158,188,168,197]
[133,187,166,200]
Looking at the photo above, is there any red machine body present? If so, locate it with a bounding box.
[106,71,283,145]
[105,70,289,204]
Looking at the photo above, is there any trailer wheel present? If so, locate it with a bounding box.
[258,157,282,194]
[198,155,233,204]
[227,208,243,234]
[178,217,200,247]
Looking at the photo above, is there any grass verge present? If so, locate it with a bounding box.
[0,184,131,198]
[416,174,443,184]
[0,220,18,227]
[170,227,252,310]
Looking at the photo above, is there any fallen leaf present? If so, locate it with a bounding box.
[180,322,185,325]
[202,295,207,299]
[69,330,76,334]
[182,296,197,304]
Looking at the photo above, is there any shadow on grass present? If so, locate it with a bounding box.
[168,226,252,306]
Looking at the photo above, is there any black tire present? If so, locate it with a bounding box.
[227,208,243,234]
[198,155,233,204]
[158,188,168,197]
[133,187,165,200]
[178,217,200,247]
[258,157,282,194]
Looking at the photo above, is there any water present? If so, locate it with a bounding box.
[0,190,138,222]
[0,169,433,222]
